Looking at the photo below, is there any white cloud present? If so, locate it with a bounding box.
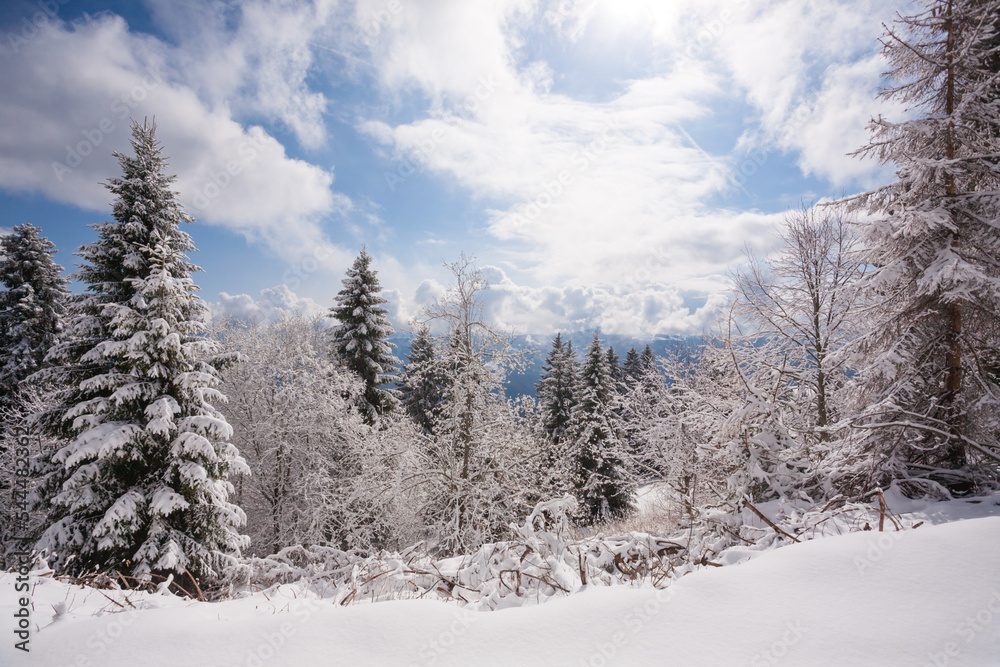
[713,0,907,187]
[0,0,914,337]
[144,0,339,148]
[479,265,730,336]
[353,0,904,296]
[0,14,350,267]
[211,284,327,321]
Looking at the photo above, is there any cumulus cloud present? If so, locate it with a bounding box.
[352,0,903,294]
[0,13,349,266]
[713,0,906,187]
[476,265,729,336]
[211,284,327,322]
[0,0,914,337]
[144,0,339,148]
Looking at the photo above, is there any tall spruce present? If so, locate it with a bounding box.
[605,345,625,391]
[623,348,642,382]
[850,0,1000,492]
[536,333,578,447]
[639,345,656,375]
[398,324,447,433]
[567,332,633,522]
[31,120,248,581]
[0,224,69,412]
[328,248,400,423]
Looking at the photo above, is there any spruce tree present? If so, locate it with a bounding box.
[536,333,577,447]
[640,345,656,375]
[850,0,1000,492]
[605,345,625,390]
[31,120,248,581]
[623,347,642,382]
[567,332,633,522]
[328,248,400,423]
[0,224,69,412]
[399,324,446,433]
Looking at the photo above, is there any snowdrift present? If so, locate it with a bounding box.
[3,510,999,666]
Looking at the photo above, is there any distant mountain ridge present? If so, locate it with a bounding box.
[388,331,704,398]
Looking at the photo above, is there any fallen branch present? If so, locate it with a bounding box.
[742,500,800,543]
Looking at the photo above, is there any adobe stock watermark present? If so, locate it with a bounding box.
[675,0,751,69]
[499,115,627,233]
[406,606,479,666]
[921,588,1000,667]
[276,243,339,299]
[383,74,501,192]
[10,426,33,653]
[189,131,269,212]
[5,0,70,54]
[749,620,808,667]
[57,609,139,667]
[243,595,325,667]
[577,585,677,667]
[354,0,406,49]
[852,529,905,576]
[51,65,165,182]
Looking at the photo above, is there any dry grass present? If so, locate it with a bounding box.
[571,484,684,539]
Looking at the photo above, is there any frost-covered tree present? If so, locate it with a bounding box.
[216,315,358,553]
[398,324,447,434]
[414,255,537,553]
[849,0,1000,493]
[30,121,248,582]
[626,341,733,520]
[623,347,642,381]
[328,248,400,423]
[620,346,664,481]
[536,333,577,447]
[605,346,624,389]
[640,345,656,376]
[567,332,633,523]
[731,205,866,443]
[0,224,69,413]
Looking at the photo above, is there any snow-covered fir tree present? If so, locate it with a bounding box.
[30,120,248,582]
[567,332,633,523]
[536,333,578,447]
[623,347,642,382]
[639,345,656,376]
[849,0,1000,494]
[605,346,624,389]
[0,224,69,414]
[398,324,447,434]
[328,248,400,423]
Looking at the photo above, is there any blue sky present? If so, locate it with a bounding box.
[0,0,908,336]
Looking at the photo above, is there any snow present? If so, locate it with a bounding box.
[5,506,999,666]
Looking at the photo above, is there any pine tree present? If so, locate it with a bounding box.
[623,347,642,381]
[31,120,248,582]
[567,332,633,523]
[640,345,656,375]
[536,333,577,447]
[0,224,69,412]
[605,345,625,391]
[850,0,1000,493]
[398,324,447,433]
[328,248,400,423]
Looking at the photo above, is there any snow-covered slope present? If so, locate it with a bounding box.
[4,513,999,666]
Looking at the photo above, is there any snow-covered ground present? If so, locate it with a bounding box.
[4,498,1000,666]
